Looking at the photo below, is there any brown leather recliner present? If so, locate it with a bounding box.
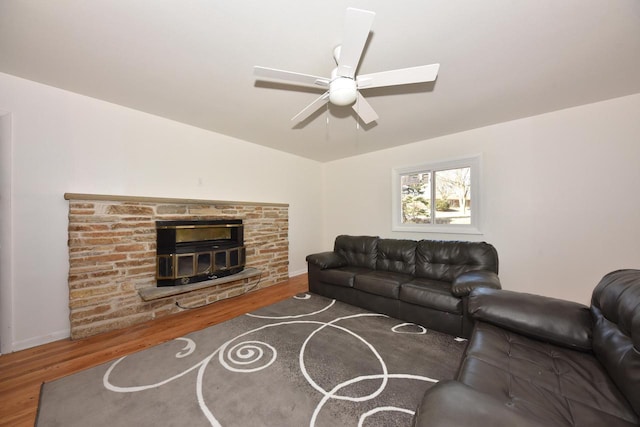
[412,269,640,427]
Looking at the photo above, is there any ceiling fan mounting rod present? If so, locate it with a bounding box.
[333,45,342,64]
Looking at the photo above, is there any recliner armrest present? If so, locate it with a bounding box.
[468,288,592,351]
[451,270,501,297]
[305,252,347,269]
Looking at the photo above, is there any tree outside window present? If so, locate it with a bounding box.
[400,172,431,223]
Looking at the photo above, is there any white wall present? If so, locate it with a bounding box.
[322,93,640,305]
[0,112,13,353]
[0,72,324,352]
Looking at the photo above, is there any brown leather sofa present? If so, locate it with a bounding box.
[412,269,640,427]
[306,235,501,338]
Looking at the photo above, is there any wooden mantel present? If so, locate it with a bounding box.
[64,192,289,208]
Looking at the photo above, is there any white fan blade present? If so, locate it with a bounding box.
[352,92,378,124]
[337,8,375,78]
[254,66,330,89]
[291,92,330,123]
[357,64,440,89]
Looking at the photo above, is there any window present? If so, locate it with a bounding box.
[392,156,481,234]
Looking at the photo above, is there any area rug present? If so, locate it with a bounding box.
[37,293,466,427]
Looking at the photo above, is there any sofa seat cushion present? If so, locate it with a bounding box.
[316,266,372,288]
[399,279,461,314]
[458,322,638,427]
[353,271,411,298]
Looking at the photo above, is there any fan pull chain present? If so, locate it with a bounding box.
[355,101,360,150]
[325,101,330,141]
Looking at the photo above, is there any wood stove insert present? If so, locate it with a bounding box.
[156,219,245,287]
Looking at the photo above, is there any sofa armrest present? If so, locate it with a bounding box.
[468,288,592,351]
[451,270,501,297]
[413,381,548,427]
[305,252,347,269]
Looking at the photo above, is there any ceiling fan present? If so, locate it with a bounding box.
[254,7,440,125]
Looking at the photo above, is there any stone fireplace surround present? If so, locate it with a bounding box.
[65,193,289,340]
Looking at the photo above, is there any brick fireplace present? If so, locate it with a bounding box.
[65,193,289,339]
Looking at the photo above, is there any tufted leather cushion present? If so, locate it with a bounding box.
[333,235,378,269]
[458,322,638,426]
[590,269,640,416]
[415,240,499,281]
[413,381,553,427]
[375,238,417,275]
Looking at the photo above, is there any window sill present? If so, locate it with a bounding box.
[392,224,482,235]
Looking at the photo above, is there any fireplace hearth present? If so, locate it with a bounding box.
[156,219,245,287]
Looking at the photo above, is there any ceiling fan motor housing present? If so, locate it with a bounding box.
[329,76,357,106]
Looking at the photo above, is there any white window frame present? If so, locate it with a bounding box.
[392,155,482,234]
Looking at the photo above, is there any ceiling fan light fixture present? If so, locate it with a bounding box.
[329,77,357,106]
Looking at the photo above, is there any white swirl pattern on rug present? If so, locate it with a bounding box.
[103,294,440,426]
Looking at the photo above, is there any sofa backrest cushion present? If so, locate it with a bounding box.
[333,235,378,269]
[590,269,640,416]
[376,238,417,275]
[415,240,499,282]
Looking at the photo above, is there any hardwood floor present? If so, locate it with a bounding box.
[0,275,308,427]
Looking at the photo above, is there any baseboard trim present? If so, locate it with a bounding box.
[289,269,307,278]
[12,329,70,352]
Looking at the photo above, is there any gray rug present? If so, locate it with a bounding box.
[37,293,466,426]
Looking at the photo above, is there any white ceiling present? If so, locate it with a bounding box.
[1,1,639,162]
